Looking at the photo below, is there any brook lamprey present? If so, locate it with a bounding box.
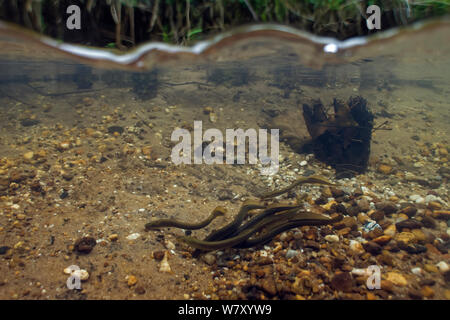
[260,175,337,199]
[178,210,335,251]
[144,206,227,231]
[229,203,301,237]
[235,212,341,248]
[190,200,265,257]
[202,200,265,242]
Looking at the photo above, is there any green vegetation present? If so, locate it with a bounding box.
[0,0,448,48]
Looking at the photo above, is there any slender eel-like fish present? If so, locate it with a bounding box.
[144,206,227,231]
[179,210,335,251]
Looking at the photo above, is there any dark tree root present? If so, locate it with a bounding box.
[302,96,374,178]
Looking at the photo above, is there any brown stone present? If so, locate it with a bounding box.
[385,272,407,286]
[357,198,370,212]
[421,286,434,298]
[378,164,393,175]
[377,201,399,215]
[425,244,441,255]
[427,201,442,210]
[337,227,351,237]
[372,235,392,246]
[398,206,417,217]
[408,289,423,300]
[362,241,382,255]
[74,236,96,254]
[369,210,385,222]
[153,250,165,261]
[422,216,437,229]
[432,210,450,220]
[135,286,146,295]
[395,232,416,244]
[396,219,423,231]
[260,279,277,296]
[330,187,345,198]
[330,272,353,292]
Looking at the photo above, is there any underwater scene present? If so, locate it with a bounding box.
[0,16,449,301]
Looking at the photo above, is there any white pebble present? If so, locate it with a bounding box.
[286,249,298,259]
[300,160,307,166]
[349,240,364,253]
[436,261,449,273]
[409,194,424,204]
[411,267,422,275]
[126,233,141,240]
[279,232,288,242]
[201,253,216,265]
[424,194,438,204]
[324,235,339,242]
[351,268,370,276]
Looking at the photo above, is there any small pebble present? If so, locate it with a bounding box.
[436,261,449,273]
[135,286,146,295]
[127,275,138,287]
[23,151,34,161]
[201,253,216,265]
[74,236,96,254]
[330,272,353,292]
[421,286,434,298]
[409,195,425,204]
[384,224,396,237]
[286,249,299,259]
[385,272,407,286]
[378,164,393,175]
[324,235,339,243]
[362,241,382,255]
[349,240,365,254]
[126,233,141,240]
[108,234,119,242]
[153,250,165,261]
[424,264,439,273]
[411,267,422,275]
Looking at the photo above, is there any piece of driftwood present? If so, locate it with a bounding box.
[302,96,374,178]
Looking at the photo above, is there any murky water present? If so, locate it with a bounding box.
[0,19,449,300]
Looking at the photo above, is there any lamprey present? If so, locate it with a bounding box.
[178,210,334,251]
[202,200,265,242]
[260,175,338,199]
[236,212,340,248]
[229,203,301,237]
[144,206,227,231]
[191,200,265,257]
